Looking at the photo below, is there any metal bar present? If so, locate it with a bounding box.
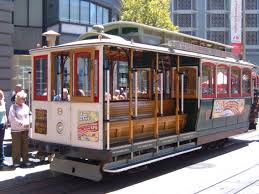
[103,146,202,173]
[129,49,134,144]
[176,56,180,135]
[181,73,184,113]
[135,71,138,117]
[154,53,159,138]
[106,69,110,150]
[160,72,163,115]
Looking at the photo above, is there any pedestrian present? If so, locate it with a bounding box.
[11,84,22,103]
[0,90,8,168]
[8,91,31,167]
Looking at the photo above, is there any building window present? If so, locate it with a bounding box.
[246,31,258,45]
[97,6,103,24]
[175,0,192,10]
[207,31,228,44]
[217,65,229,97]
[34,55,48,101]
[242,69,251,96]
[80,0,90,24]
[246,14,258,27]
[202,62,216,98]
[59,0,69,21]
[207,14,226,28]
[231,67,241,97]
[103,8,109,24]
[207,0,225,10]
[58,0,110,25]
[178,14,192,27]
[246,0,258,10]
[70,0,79,23]
[90,3,97,25]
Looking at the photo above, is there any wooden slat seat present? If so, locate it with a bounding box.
[108,114,187,142]
[105,99,175,122]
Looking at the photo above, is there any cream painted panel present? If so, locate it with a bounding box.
[31,101,71,145]
[70,103,103,150]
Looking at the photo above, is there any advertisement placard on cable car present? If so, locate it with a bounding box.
[35,109,47,134]
[212,99,245,118]
[77,111,99,142]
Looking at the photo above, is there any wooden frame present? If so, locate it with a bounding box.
[201,62,216,98]
[172,66,198,99]
[242,68,252,97]
[230,66,242,97]
[50,51,70,101]
[216,64,230,98]
[33,55,48,101]
[71,48,96,102]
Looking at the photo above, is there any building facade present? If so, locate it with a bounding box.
[0,0,13,109]
[0,0,121,108]
[171,0,259,65]
[11,0,121,90]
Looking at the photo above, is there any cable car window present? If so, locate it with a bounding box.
[34,55,48,101]
[74,53,92,97]
[112,61,129,101]
[231,67,241,96]
[217,65,229,97]
[202,63,215,98]
[52,54,70,101]
[134,69,150,99]
[242,68,251,96]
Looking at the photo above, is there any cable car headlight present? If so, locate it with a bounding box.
[56,121,64,134]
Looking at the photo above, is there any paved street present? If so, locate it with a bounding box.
[0,129,259,194]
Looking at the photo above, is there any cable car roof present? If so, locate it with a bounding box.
[30,33,255,68]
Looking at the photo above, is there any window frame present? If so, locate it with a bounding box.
[242,68,252,97]
[201,62,216,98]
[216,64,230,98]
[72,50,96,102]
[230,66,242,97]
[33,55,48,101]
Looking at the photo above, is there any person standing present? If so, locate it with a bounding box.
[0,90,7,168]
[8,91,30,167]
[11,84,22,103]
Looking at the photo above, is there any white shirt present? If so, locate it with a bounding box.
[9,103,30,132]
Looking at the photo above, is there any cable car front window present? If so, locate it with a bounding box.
[52,54,70,101]
[74,54,92,97]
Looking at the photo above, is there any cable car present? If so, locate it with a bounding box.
[30,21,256,181]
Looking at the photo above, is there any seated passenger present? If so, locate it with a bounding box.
[113,90,120,100]
[105,92,111,101]
[76,89,85,96]
[53,88,70,101]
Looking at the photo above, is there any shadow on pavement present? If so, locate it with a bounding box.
[0,137,256,194]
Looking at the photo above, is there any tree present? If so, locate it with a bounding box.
[121,0,178,31]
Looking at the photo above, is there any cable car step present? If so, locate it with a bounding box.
[50,157,103,182]
[103,145,202,173]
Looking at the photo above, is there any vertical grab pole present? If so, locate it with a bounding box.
[176,56,180,140]
[106,68,110,150]
[160,72,163,115]
[129,49,134,144]
[135,71,138,117]
[181,73,184,113]
[154,53,159,139]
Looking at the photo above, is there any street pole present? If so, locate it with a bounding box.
[242,0,246,61]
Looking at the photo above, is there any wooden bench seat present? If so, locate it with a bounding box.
[108,114,187,141]
[104,99,175,121]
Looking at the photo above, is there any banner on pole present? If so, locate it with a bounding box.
[231,0,243,55]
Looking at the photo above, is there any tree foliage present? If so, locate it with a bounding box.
[121,0,178,31]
